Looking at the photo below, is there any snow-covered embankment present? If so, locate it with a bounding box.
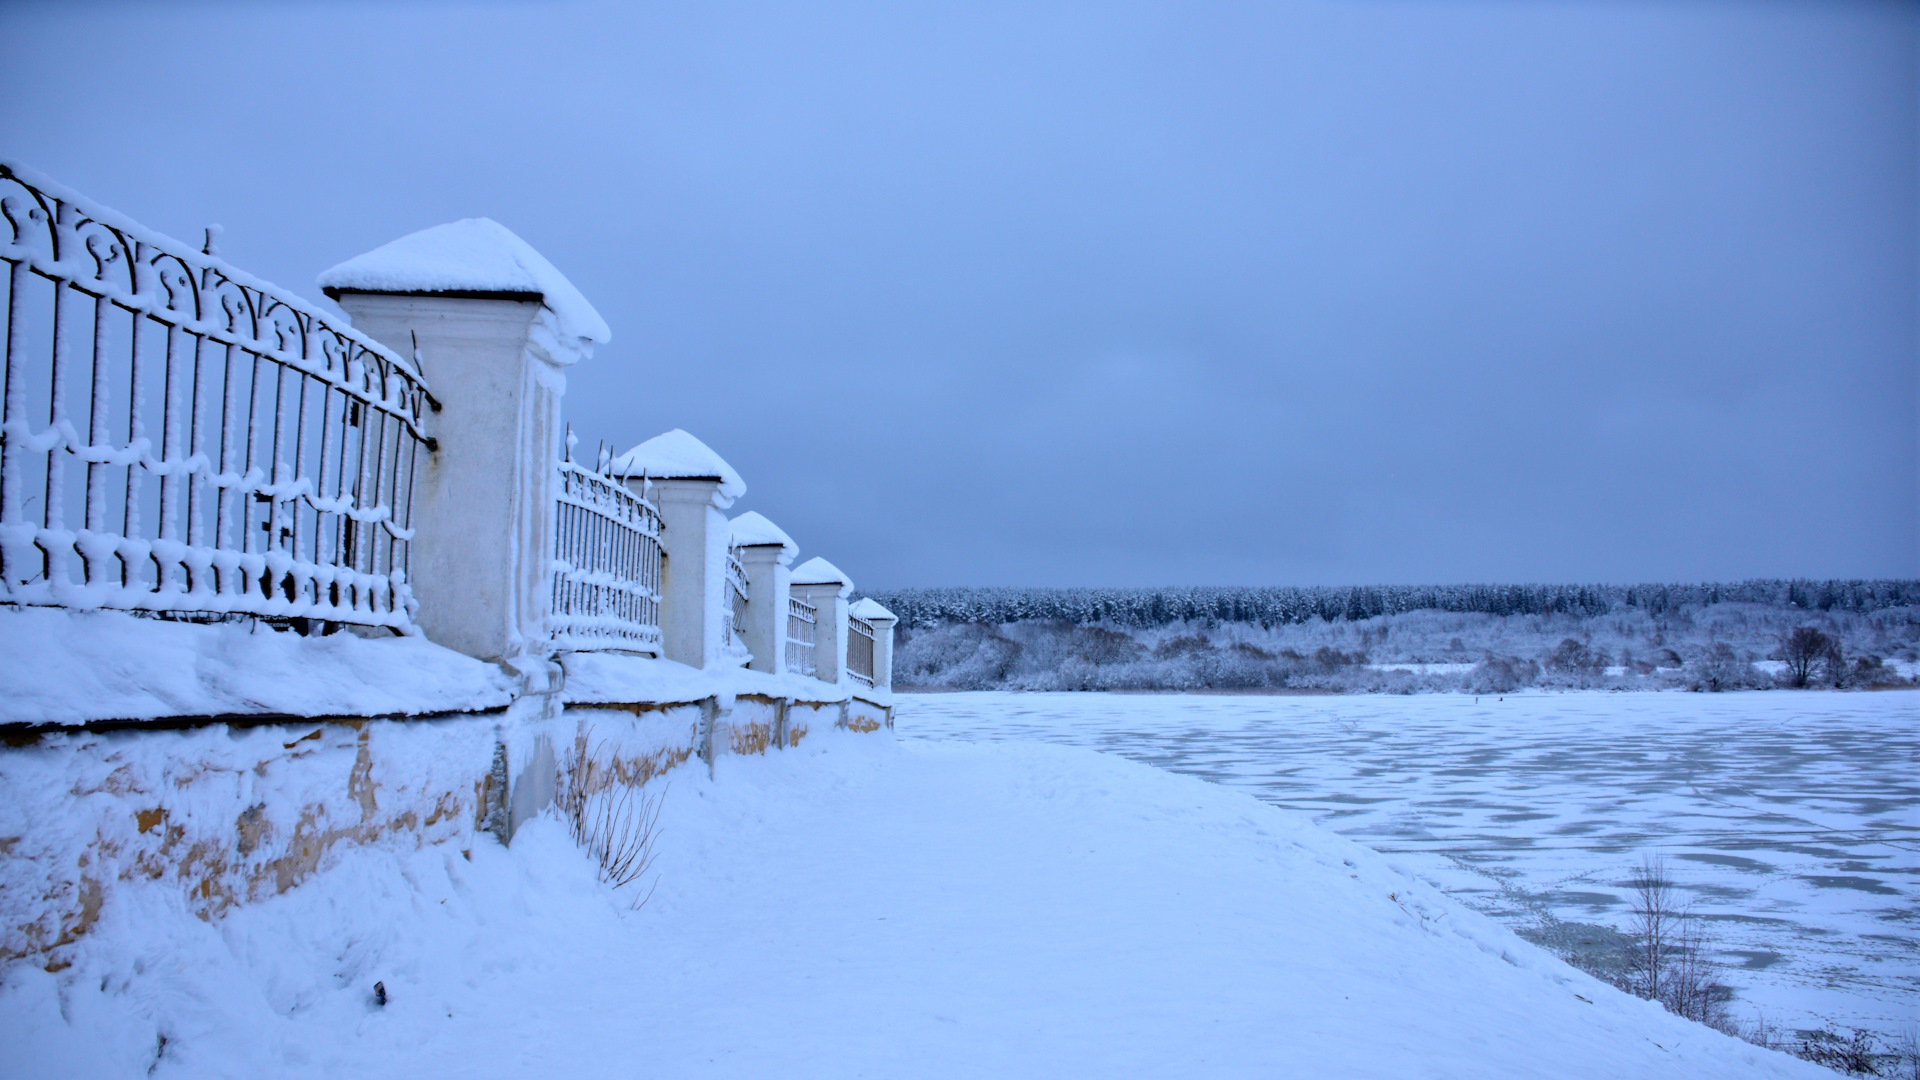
[3,725,1827,1078]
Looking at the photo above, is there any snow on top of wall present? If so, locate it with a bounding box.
[729,512,797,558]
[791,557,852,589]
[0,608,514,727]
[849,598,896,623]
[317,218,611,346]
[559,651,881,708]
[610,429,746,501]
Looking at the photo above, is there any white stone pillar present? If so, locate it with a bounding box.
[612,430,746,670]
[729,512,797,675]
[320,219,608,667]
[649,479,734,668]
[331,293,550,664]
[791,557,853,685]
[851,598,898,691]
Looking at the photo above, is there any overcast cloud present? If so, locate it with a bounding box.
[2,0,1913,588]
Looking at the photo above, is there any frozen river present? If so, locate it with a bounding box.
[895,689,1920,1036]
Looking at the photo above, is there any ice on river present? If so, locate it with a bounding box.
[895,689,1920,1037]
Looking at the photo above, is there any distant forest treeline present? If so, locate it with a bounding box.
[874,580,1920,693]
[866,579,1920,630]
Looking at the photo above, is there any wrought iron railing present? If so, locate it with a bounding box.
[0,160,433,630]
[847,613,876,688]
[786,593,817,676]
[551,434,662,653]
[724,544,749,651]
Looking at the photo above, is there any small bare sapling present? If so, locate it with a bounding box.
[561,730,666,908]
[1618,855,1734,1033]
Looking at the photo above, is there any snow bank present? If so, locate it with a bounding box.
[0,608,513,727]
[317,218,610,347]
[609,429,746,502]
[559,651,888,710]
[0,734,1825,1079]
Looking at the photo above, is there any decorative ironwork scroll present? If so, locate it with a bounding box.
[0,160,433,629]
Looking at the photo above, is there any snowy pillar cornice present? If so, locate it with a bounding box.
[729,511,797,675]
[612,430,745,670]
[790,557,854,686]
[850,597,897,693]
[319,218,610,667]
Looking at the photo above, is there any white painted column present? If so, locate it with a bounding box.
[321,218,608,671]
[791,581,848,684]
[647,478,737,669]
[331,292,564,665]
[735,544,793,674]
[852,598,898,691]
[728,511,797,675]
[790,557,853,685]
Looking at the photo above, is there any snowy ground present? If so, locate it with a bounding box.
[1,730,1826,1078]
[895,689,1920,1039]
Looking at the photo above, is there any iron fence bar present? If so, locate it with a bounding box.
[786,594,818,677]
[847,614,876,687]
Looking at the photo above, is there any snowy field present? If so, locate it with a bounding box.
[2,730,1827,1078]
[895,689,1920,1038]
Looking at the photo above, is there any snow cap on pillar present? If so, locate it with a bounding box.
[849,598,895,624]
[610,429,747,503]
[791,556,853,593]
[729,511,798,560]
[317,218,611,350]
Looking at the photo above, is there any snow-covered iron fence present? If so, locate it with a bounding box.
[551,435,663,653]
[724,545,749,650]
[0,161,433,630]
[846,613,876,688]
[786,594,817,676]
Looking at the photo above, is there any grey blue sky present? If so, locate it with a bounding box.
[2,0,1914,589]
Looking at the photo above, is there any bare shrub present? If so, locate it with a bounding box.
[1779,626,1834,688]
[1074,626,1147,665]
[1546,638,1606,675]
[1687,642,1766,693]
[1310,645,1366,670]
[1467,653,1538,694]
[1819,639,1851,688]
[1895,1028,1920,1080]
[562,732,666,907]
[1789,1027,1890,1076]
[892,621,1024,688]
[1743,1014,1791,1054]
[1746,1022,1919,1076]
[1614,856,1736,1033]
[1849,655,1909,689]
[1152,633,1216,660]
